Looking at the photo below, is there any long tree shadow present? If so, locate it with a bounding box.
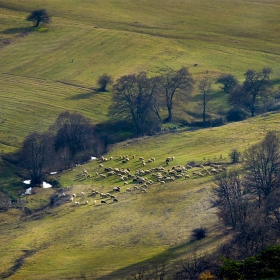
[1,27,33,35]
[96,232,224,279]
[67,89,107,100]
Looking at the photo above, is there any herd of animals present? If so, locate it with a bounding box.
[66,155,227,206]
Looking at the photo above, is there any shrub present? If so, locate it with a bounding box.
[229,149,241,163]
[192,227,207,240]
[226,107,248,122]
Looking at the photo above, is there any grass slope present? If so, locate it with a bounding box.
[0,111,279,279]
[0,0,280,151]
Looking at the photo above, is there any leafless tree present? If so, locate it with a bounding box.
[198,77,212,125]
[243,131,280,207]
[174,251,210,280]
[213,169,250,229]
[109,72,160,136]
[51,111,97,167]
[229,68,273,117]
[158,67,195,122]
[18,132,54,185]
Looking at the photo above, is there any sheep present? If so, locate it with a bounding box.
[110,194,116,199]
[132,155,135,159]
[74,201,80,206]
[124,181,128,185]
[122,160,127,164]
[113,198,118,202]
[185,175,190,178]
[141,188,147,193]
[100,174,107,178]
[151,157,155,161]
[81,192,84,196]
[99,164,103,167]
[133,185,139,190]
[83,169,88,175]
[101,200,107,204]
[126,188,131,192]
[87,174,91,178]
[95,172,99,176]
[72,194,76,197]
[110,156,113,160]
[139,157,144,161]
[159,181,166,184]
[94,200,97,204]
[113,186,120,192]
[69,197,74,202]
[85,200,89,205]
[147,159,153,163]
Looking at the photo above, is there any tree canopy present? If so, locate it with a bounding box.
[26,9,51,27]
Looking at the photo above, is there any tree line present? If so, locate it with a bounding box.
[105,66,276,137]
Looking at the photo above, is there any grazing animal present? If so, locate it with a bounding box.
[69,197,73,202]
[101,200,107,204]
[72,194,76,197]
[74,201,80,206]
[126,188,131,192]
[85,200,89,204]
[81,192,84,196]
[113,186,120,192]
[113,198,118,202]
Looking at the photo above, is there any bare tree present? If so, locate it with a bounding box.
[213,169,250,229]
[229,68,273,117]
[198,77,212,125]
[109,72,160,136]
[18,132,54,185]
[97,73,113,92]
[51,111,97,167]
[216,74,238,94]
[174,251,210,280]
[26,9,51,27]
[243,131,280,207]
[158,67,195,122]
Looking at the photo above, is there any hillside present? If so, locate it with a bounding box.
[0,0,280,152]
[0,111,279,279]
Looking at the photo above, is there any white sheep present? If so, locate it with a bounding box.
[99,164,103,167]
[126,188,131,192]
[74,201,80,206]
[81,192,84,196]
[69,197,74,202]
[85,200,89,204]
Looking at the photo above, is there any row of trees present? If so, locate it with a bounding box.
[11,111,106,185]
[106,66,274,136]
[213,131,280,258]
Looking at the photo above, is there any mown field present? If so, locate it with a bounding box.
[0,111,279,279]
[0,0,280,152]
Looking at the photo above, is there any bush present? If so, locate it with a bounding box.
[229,149,241,163]
[226,108,249,122]
[192,227,207,240]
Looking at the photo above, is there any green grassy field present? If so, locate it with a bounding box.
[0,0,280,152]
[0,1,280,278]
[0,111,279,279]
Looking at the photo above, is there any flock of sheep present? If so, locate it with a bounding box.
[67,154,227,206]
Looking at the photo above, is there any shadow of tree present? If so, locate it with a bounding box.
[67,89,107,100]
[1,27,33,35]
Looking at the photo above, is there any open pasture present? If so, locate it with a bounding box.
[0,0,280,151]
[0,111,279,279]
